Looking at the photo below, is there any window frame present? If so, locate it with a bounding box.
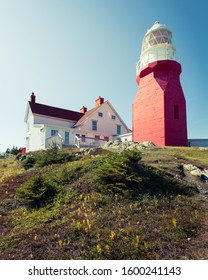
[65,131,70,145]
[92,120,98,131]
[51,129,58,136]
[116,125,121,135]
[174,105,179,119]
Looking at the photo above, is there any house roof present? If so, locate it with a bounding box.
[29,101,84,122]
[73,100,130,132]
[26,94,130,133]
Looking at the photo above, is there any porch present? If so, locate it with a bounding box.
[74,135,109,148]
[45,134,110,149]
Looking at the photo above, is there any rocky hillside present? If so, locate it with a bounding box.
[0,143,208,259]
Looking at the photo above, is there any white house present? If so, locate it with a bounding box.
[24,93,130,152]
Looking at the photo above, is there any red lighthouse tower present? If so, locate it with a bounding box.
[132,22,187,146]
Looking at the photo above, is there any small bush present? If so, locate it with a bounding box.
[35,145,75,167]
[16,174,58,207]
[21,155,36,170]
[94,150,142,194]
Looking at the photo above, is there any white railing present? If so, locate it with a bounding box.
[75,135,108,148]
[75,135,80,148]
[0,153,15,159]
[45,133,63,149]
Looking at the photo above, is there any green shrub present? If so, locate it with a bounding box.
[16,174,59,207]
[35,145,75,167]
[21,155,36,170]
[94,150,142,194]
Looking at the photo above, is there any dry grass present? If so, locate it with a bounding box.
[0,158,24,183]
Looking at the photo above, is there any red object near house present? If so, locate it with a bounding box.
[132,22,187,147]
[21,147,26,154]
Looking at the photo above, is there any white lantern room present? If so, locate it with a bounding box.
[136,21,177,72]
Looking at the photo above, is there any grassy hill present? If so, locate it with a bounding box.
[0,145,208,260]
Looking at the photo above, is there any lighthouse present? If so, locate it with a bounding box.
[132,21,187,146]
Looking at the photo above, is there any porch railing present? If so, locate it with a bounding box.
[0,153,15,159]
[75,135,108,148]
[45,133,63,149]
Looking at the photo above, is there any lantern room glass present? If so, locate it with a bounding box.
[136,22,178,72]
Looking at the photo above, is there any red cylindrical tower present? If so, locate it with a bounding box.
[132,22,187,146]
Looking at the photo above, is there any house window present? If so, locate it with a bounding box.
[174,105,179,119]
[112,115,116,120]
[65,131,69,145]
[116,125,121,135]
[81,135,86,142]
[98,112,103,117]
[51,129,58,136]
[92,120,97,131]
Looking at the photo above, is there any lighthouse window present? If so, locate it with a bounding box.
[174,105,179,119]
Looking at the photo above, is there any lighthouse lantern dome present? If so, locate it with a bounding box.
[136,21,177,72]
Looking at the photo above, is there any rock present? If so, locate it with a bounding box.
[183,164,198,171]
[201,174,208,181]
[183,164,208,180]
[113,140,121,145]
[102,141,114,148]
[142,141,156,147]
[126,145,137,151]
[191,169,203,177]
[102,141,155,151]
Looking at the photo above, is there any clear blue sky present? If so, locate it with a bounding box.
[0,0,207,152]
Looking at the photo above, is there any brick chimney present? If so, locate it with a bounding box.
[30,92,36,103]
[80,106,87,113]
[95,96,104,107]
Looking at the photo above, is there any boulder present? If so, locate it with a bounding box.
[183,164,208,179]
[102,141,155,151]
